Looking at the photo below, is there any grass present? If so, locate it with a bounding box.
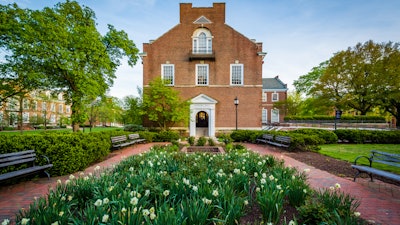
[319,144,400,174]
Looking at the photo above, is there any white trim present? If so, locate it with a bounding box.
[189,94,217,137]
[196,64,209,85]
[272,92,279,102]
[230,64,244,85]
[271,108,280,123]
[161,64,175,86]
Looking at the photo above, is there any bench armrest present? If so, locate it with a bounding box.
[354,155,372,167]
[40,155,51,164]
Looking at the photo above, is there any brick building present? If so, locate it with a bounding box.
[141,2,271,137]
[261,76,288,125]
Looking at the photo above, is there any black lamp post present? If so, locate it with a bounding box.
[234,96,239,130]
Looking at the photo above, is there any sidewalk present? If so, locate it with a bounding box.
[1,143,399,225]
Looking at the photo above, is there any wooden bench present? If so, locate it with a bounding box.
[0,150,53,183]
[256,134,274,144]
[111,134,145,150]
[352,150,400,182]
[128,133,146,144]
[256,134,291,148]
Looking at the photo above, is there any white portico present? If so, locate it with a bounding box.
[189,94,217,137]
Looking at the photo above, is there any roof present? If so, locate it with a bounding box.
[262,76,288,90]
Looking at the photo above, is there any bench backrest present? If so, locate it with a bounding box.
[262,134,274,139]
[275,136,291,143]
[128,133,140,140]
[371,150,400,167]
[111,135,127,143]
[0,150,36,168]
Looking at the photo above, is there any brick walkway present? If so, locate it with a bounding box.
[0,142,399,225]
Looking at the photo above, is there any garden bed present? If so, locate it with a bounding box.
[181,146,225,153]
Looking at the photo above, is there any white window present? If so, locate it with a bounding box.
[230,64,244,85]
[192,28,212,54]
[196,64,209,85]
[42,102,47,111]
[262,108,267,123]
[23,112,30,123]
[272,93,279,102]
[58,104,63,113]
[58,93,63,100]
[262,92,267,102]
[66,106,70,113]
[271,109,280,123]
[51,103,55,112]
[161,64,174,85]
[50,114,56,123]
[7,98,17,110]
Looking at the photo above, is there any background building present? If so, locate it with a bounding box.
[141,2,286,137]
[261,76,288,125]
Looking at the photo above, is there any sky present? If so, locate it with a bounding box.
[2,0,400,99]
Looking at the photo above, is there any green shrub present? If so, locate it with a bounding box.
[187,136,195,146]
[334,129,400,144]
[196,136,207,146]
[217,133,232,145]
[123,124,146,132]
[230,130,263,143]
[207,138,216,146]
[292,128,338,144]
[154,130,180,142]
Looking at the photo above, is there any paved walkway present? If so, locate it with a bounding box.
[0,143,399,225]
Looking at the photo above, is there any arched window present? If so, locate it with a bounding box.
[192,28,212,54]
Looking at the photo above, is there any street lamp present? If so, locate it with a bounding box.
[234,96,239,130]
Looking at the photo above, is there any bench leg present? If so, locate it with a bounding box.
[44,170,51,180]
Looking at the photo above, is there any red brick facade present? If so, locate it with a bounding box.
[141,3,267,136]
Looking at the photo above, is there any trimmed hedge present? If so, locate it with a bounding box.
[0,130,128,176]
[285,115,386,123]
[334,129,400,144]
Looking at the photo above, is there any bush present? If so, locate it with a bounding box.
[292,128,338,144]
[230,130,263,143]
[207,138,216,146]
[196,136,207,146]
[154,130,180,142]
[124,124,146,132]
[334,129,400,144]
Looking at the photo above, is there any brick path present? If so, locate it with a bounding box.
[0,142,399,225]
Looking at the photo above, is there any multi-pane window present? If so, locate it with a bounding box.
[58,105,63,113]
[272,93,278,102]
[230,64,243,85]
[23,99,29,110]
[196,64,209,85]
[50,114,56,123]
[42,102,47,111]
[271,109,280,123]
[32,101,37,110]
[51,103,55,112]
[66,106,70,113]
[23,112,29,123]
[192,29,212,54]
[262,108,267,123]
[161,64,174,85]
[262,92,267,102]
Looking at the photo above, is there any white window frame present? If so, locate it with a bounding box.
[192,28,213,54]
[23,99,29,110]
[271,108,280,123]
[262,108,268,123]
[196,64,209,85]
[230,64,244,85]
[42,102,47,111]
[161,64,174,86]
[50,114,56,123]
[58,104,63,113]
[51,103,55,112]
[23,112,30,123]
[272,92,279,102]
[66,106,70,113]
[262,92,267,102]
[32,101,37,110]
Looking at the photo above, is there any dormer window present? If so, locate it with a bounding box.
[192,28,212,54]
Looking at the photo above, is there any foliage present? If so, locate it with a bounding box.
[196,136,207,146]
[230,130,263,143]
[0,131,128,176]
[292,128,338,144]
[153,130,180,142]
[207,138,216,146]
[334,129,400,144]
[217,133,233,145]
[13,147,319,225]
[142,77,190,131]
[298,185,361,225]
[187,136,195,146]
[284,115,386,122]
[124,124,146,132]
[294,61,328,96]
[121,94,143,125]
[0,1,139,131]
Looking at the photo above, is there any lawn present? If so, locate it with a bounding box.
[0,127,120,135]
[319,144,400,174]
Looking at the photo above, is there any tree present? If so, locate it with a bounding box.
[122,93,143,125]
[0,1,139,131]
[142,78,190,130]
[293,61,328,95]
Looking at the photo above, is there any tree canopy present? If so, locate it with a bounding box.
[294,40,400,127]
[142,78,190,131]
[0,1,139,131]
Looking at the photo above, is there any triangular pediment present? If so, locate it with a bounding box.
[191,94,217,104]
[193,16,212,24]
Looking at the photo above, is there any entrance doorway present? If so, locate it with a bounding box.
[196,111,209,136]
